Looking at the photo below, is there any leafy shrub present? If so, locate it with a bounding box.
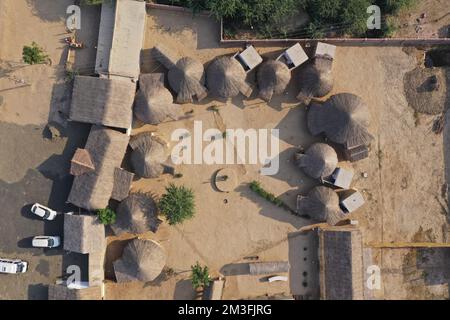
[159,183,195,225]
[191,262,211,289]
[97,208,116,225]
[249,180,284,207]
[22,42,49,65]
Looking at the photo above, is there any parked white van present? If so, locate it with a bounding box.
[0,259,28,274]
[32,236,61,248]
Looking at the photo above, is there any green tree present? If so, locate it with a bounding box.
[159,183,195,225]
[22,42,49,65]
[191,262,211,289]
[97,208,116,225]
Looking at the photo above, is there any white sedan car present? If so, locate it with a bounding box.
[31,203,57,220]
[32,236,61,248]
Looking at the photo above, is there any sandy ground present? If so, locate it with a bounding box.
[394,0,450,38]
[104,8,450,300]
[1,2,449,300]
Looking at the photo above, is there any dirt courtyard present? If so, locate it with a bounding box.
[0,2,449,300]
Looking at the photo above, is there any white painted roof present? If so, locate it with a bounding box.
[284,43,308,68]
[340,191,365,213]
[236,45,263,71]
[315,42,337,59]
[332,167,354,189]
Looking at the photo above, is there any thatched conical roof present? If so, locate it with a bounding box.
[113,238,166,283]
[295,143,337,179]
[297,186,345,226]
[112,193,162,236]
[134,73,182,125]
[257,60,291,102]
[297,57,334,104]
[206,56,252,98]
[307,93,374,149]
[168,57,208,103]
[129,132,168,178]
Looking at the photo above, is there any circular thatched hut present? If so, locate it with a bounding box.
[297,57,334,104]
[129,132,168,179]
[295,143,337,179]
[307,93,374,149]
[112,193,161,236]
[134,73,181,125]
[257,60,291,102]
[113,238,166,283]
[206,56,252,98]
[168,57,208,104]
[297,186,345,226]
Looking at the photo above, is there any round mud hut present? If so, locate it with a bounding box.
[297,57,334,104]
[307,93,374,150]
[295,143,338,179]
[257,60,291,102]
[297,186,345,226]
[112,193,161,236]
[134,73,182,125]
[113,238,166,283]
[206,56,252,99]
[168,57,208,104]
[129,132,168,179]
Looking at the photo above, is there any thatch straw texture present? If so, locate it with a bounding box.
[70,148,95,176]
[129,132,168,179]
[70,76,135,129]
[111,168,134,201]
[206,56,252,98]
[134,73,181,125]
[113,238,166,283]
[318,228,364,300]
[307,93,374,149]
[63,213,106,254]
[257,60,291,102]
[297,186,345,226]
[297,57,333,104]
[153,44,179,70]
[112,193,161,235]
[295,143,337,179]
[168,57,208,103]
[68,126,129,210]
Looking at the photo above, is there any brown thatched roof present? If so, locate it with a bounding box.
[69,76,135,129]
[297,186,346,226]
[129,132,168,179]
[70,148,95,176]
[113,238,166,283]
[68,126,129,211]
[206,56,252,98]
[307,93,374,149]
[48,284,102,300]
[134,73,181,125]
[112,193,161,235]
[111,168,134,201]
[297,57,334,104]
[318,227,364,300]
[295,143,337,179]
[168,57,208,103]
[257,60,291,102]
[63,214,106,254]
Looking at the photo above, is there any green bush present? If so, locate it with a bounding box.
[22,42,49,65]
[249,180,284,207]
[159,183,195,225]
[97,208,116,225]
[191,262,211,289]
[82,0,105,5]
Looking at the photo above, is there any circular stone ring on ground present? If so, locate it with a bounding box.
[213,168,238,193]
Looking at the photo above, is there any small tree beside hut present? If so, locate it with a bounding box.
[191,262,211,290]
[97,207,116,225]
[159,183,195,225]
[22,42,49,65]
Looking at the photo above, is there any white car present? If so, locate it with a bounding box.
[32,236,61,248]
[0,259,28,274]
[31,203,57,220]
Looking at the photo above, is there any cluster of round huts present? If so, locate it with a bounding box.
[111,42,374,282]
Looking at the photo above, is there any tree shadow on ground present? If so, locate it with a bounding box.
[173,278,198,300]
